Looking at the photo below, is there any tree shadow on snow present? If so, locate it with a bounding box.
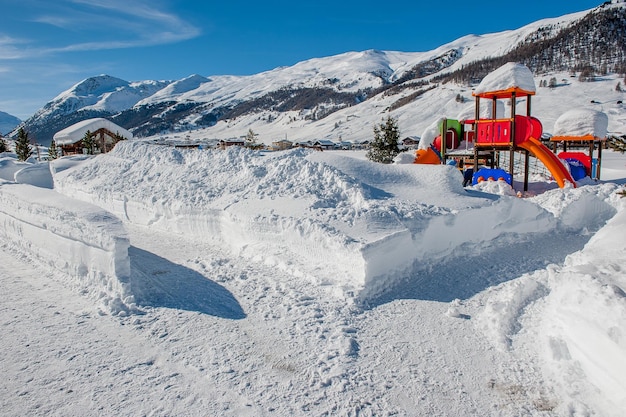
[129,246,246,319]
[363,230,594,309]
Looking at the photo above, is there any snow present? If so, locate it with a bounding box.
[1,135,625,416]
[552,108,610,138]
[474,62,537,95]
[0,182,132,314]
[52,118,133,145]
[134,74,210,106]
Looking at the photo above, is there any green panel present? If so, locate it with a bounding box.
[438,119,462,136]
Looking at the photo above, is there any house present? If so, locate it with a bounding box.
[313,139,336,150]
[53,118,132,155]
[353,140,370,150]
[218,138,245,149]
[338,141,353,150]
[402,136,420,148]
[271,139,293,151]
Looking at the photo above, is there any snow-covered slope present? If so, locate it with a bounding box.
[32,75,172,120]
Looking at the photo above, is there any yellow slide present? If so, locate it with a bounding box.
[517,137,577,188]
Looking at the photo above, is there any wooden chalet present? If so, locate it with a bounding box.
[53,118,132,155]
[219,138,245,149]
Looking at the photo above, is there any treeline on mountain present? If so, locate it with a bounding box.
[437,5,626,85]
[222,87,365,120]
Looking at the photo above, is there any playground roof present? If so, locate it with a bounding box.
[473,87,536,100]
[552,108,608,139]
[473,62,536,99]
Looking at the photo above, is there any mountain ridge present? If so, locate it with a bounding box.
[0,111,21,136]
[11,1,626,145]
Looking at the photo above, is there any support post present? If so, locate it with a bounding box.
[597,139,603,180]
[440,118,447,164]
[474,96,480,171]
[524,149,530,192]
[509,92,516,188]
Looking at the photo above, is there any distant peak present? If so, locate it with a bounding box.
[69,74,129,96]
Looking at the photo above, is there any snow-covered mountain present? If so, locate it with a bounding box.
[0,111,20,135]
[14,1,626,145]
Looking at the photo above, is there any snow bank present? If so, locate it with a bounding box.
[0,182,132,314]
[552,108,609,138]
[51,140,606,300]
[537,197,626,415]
[476,189,626,416]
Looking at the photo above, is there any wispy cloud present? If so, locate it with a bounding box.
[28,0,201,53]
[0,35,30,59]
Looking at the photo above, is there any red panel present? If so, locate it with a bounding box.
[476,120,511,144]
[475,116,544,146]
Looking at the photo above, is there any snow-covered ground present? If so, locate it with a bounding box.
[1,140,625,416]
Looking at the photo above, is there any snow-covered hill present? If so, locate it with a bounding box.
[34,75,172,119]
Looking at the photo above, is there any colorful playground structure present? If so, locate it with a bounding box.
[413,64,607,190]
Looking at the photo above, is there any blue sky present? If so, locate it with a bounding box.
[0,0,602,119]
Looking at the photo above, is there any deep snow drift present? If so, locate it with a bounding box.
[1,142,625,416]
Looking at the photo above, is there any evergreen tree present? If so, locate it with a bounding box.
[244,128,263,150]
[245,128,257,146]
[48,139,59,160]
[366,116,401,164]
[82,130,96,155]
[15,127,33,161]
[549,77,558,88]
[0,135,8,153]
[113,131,127,142]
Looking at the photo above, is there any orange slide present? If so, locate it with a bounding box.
[517,137,577,188]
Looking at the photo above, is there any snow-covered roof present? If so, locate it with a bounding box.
[314,139,336,146]
[474,62,536,98]
[552,109,609,138]
[53,118,133,145]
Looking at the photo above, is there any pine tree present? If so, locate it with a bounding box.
[48,139,59,160]
[82,130,96,155]
[244,128,264,150]
[245,128,257,146]
[0,135,8,153]
[366,116,401,164]
[549,77,558,88]
[113,131,127,142]
[15,127,33,161]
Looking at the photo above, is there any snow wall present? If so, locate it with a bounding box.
[0,182,133,314]
[51,141,616,299]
